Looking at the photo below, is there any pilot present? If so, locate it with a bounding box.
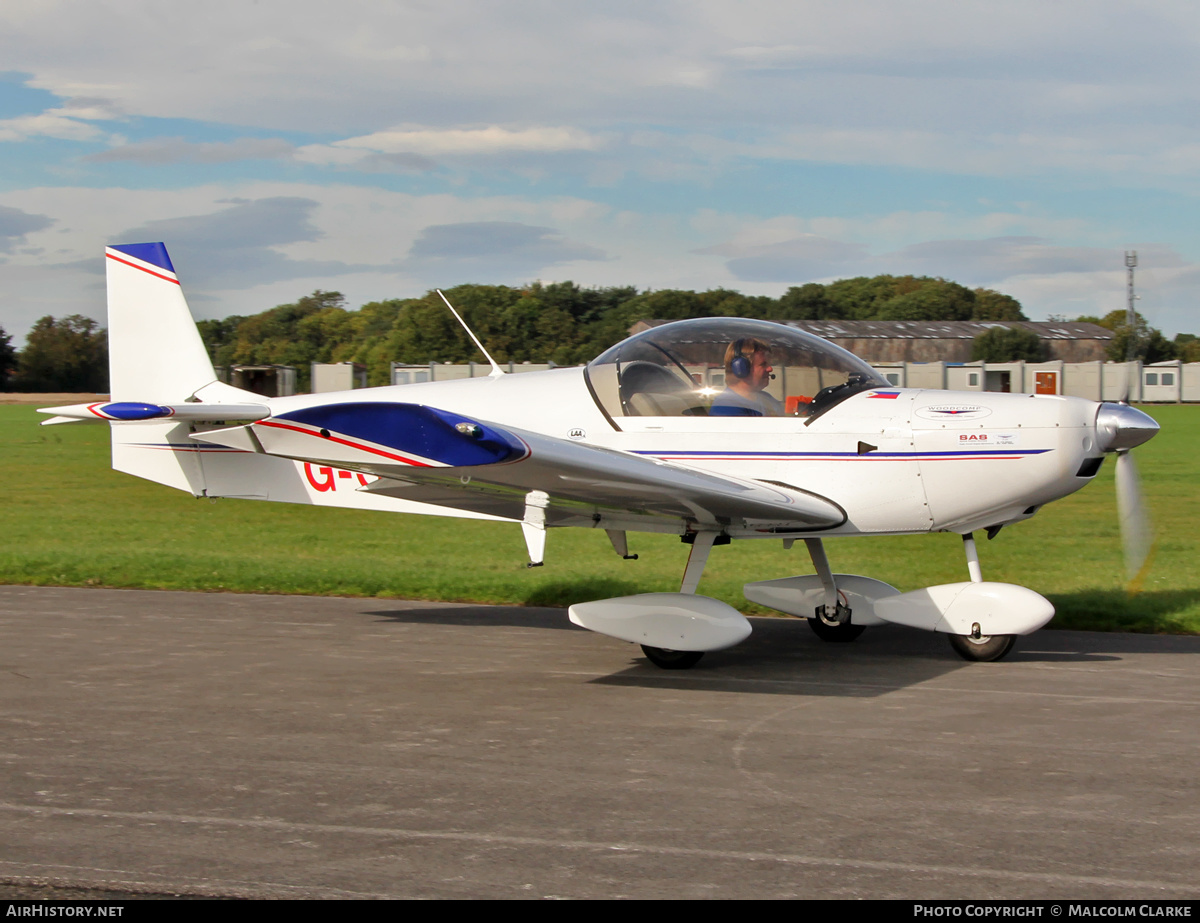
[710,337,784,417]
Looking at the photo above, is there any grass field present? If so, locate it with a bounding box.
[1,402,1196,632]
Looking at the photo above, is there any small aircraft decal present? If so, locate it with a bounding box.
[916,405,991,420]
[304,463,372,491]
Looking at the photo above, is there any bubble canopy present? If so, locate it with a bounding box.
[585,317,886,420]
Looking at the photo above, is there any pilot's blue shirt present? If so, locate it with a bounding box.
[710,389,784,417]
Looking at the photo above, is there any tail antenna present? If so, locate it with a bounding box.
[436,289,505,378]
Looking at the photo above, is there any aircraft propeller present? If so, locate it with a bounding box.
[1095,402,1159,587]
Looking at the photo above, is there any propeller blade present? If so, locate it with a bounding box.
[1115,450,1153,589]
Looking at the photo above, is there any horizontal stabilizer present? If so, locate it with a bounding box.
[38,401,270,426]
[40,414,99,426]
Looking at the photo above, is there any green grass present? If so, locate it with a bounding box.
[1,403,1197,632]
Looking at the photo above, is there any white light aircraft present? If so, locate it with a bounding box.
[43,243,1160,668]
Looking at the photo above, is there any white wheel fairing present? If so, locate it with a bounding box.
[873,582,1054,636]
[568,593,752,652]
[743,573,899,625]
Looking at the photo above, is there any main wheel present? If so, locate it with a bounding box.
[947,633,1016,662]
[807,618,866,642]
[641,645,704,670]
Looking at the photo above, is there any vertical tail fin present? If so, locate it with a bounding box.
[106,243,217,402]
[106,242,261,497]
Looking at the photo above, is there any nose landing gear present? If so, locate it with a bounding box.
[946,533,1016,662]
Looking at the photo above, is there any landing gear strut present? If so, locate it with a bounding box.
[947,533,1016,662]
[639,531,724,670]
[803,538,865,643]
[808,610,866,642]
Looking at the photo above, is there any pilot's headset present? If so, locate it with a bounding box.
[728,339,776,382]
[729,339,753,379]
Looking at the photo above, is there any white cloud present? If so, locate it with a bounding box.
[1000,251,1199,335]
[0,94,123,143]
[710,126,1200,181]
[291,147,436,173]
[401,221,607,281]
[330,125,605,157]
[86,137,294,164]
[109,196,376,289]
[3,179,1195,344]
[0,183,646,338]
[701,220,1199,335]
[2,1,1196,175]
[0,109,105,143]
[408,221,602,260]
[698,233,868,282]
[1,2,1199,341]
[709,224,1155,288]
[294,125,607,173]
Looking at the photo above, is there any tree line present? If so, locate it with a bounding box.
[1,315,108,392]
[196,275,1030,390]
[3,274,1196,393]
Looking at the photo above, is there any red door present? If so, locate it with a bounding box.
[1035,371,1058,395]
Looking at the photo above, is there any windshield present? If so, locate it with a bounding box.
[586,317,886,421]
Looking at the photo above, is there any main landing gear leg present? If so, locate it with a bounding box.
[948,532,1016,662]
[640,531,721,670]
[803,538,864,642]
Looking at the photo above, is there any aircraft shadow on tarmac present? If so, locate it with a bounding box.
[585,620,1126,696]
[359,605,1145,697]
[365,604,585,630]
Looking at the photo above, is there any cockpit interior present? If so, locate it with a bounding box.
[585,317,885,423]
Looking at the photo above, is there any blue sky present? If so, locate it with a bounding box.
[1,1,1197,342]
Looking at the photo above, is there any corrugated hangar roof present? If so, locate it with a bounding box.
[785,320,1113,340]
[634,319,1113,340]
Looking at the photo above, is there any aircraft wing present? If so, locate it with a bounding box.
[190,401,845,532]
